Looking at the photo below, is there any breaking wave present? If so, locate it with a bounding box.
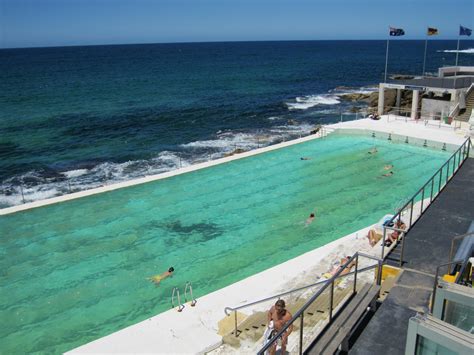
[0,121,319,208]
[286,95,340,110]
[438,48,474,54]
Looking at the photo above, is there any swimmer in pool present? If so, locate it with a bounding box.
[305,212,316,226]
[149,267,174,285]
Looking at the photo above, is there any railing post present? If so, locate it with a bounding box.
[430,178,434,203]
[299,313,304,355]
[438,166,443,192]
[399,236,405,268]
[354,254,358,293]
[381,227,387,259]
[409,198,414,228]
[20,184,26,204]
[446,158,449,183]
[453,150,457,173]
[234,310,238,337]
[431,267,440,313]
[329,281,334,321]
[376,259,383,285]
[420,188,425,214]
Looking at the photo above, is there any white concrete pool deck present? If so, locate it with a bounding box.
[66,117,469,354]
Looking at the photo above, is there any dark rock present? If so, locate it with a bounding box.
[339,93,371,102]
[389,74,415,80]
[224,148,246,157]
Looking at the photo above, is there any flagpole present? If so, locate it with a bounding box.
[384,38,390,82]
[422,36,428,76]
[455,38,460,66]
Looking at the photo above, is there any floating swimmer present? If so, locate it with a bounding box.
[384,164,394,170]
[149,267,174,285]
[305,212,316,227]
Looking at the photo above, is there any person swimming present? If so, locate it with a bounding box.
[305,212,316,226]
[149,267,174,285]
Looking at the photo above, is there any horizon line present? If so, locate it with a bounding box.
[2,38,474,50]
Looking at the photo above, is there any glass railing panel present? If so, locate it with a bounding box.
[443,300,474,334]
[416,335,457,355]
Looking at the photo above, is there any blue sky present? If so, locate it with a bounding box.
[1,0,473,48]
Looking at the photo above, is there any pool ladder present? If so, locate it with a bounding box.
[171,281,197,312]
[185,281,198,307]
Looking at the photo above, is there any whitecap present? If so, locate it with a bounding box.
[63,169,89,178]
[286,95,340,110]
[437,48,474,54]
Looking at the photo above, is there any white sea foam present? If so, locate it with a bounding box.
[63,169,89,178]
[332,87,378,96]
[181,132,258,151]
[438,48,474,54]
[0,122,325,208]
[286,95,340,110]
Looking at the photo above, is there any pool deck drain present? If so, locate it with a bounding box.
[57,117,469,354]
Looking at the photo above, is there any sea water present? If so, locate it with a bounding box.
[1,40,473,207]
[0,134,450,353]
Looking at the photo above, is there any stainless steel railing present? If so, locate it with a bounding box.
[222,253,381,353]
[381,137,471,264]
[257,252,382,355]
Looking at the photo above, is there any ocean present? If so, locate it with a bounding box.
[1,40,473,207]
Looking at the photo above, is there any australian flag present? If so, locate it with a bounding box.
[459,25,472,36]
[389,27,405,36]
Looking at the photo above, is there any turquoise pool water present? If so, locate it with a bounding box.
[0,134,451,353]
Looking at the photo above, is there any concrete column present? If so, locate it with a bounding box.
[411,90,419,120]
[396,89,402,114]
[378,85,385,115]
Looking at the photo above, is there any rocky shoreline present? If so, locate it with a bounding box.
[336,85,416,114]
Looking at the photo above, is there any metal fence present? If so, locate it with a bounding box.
[380,137,472,263]
[384,106,462,130]
[256,252,382,355]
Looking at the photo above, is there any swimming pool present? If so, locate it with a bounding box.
[0,133,451,353]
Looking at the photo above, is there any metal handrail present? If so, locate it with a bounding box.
[431,259,464,313]
[256,252,382,355]
[224,252,381,316]
[381,138,471,262]
[184,281,197,307]
[449,83,474,117]
[447,232,474,274]
[171,287,185,312]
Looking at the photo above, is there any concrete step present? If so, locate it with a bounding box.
[221,281,356,350]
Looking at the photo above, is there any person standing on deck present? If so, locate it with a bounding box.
[267,299,293,355]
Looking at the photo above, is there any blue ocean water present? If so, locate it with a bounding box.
[0,40,473,206]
